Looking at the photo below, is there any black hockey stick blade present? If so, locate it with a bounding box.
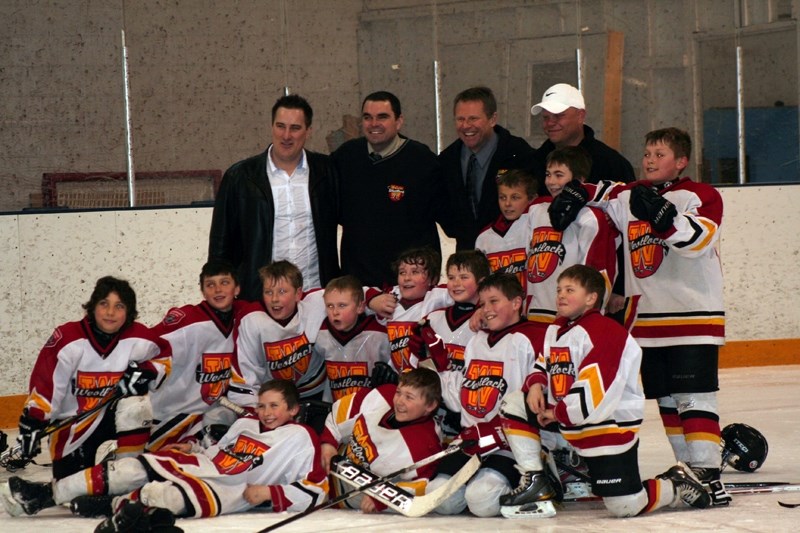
[257,439,473,533]
[778,501,800,508]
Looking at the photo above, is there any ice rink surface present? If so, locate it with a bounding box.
[1,365,798,532]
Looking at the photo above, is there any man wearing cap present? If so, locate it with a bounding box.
[438,86,539,249]
[530,83,635,185]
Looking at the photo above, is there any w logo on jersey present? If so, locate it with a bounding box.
[196,353,233,405]
[327,361,371,400]
[213,434,268,475]
[446,345,466,372]
[461,360,507,419]
[387,323,414,371]
[487,248,528,291]
[73,371,119,413]
[628,221,668,278]
[347,415,378,466]
[527,227,567,283]
[547,348,575,401]
[264,334,312,381]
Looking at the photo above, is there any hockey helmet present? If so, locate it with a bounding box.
[720,423,768,472]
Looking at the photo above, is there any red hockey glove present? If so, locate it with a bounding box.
[419,320,448,372]
[458,421,507,456]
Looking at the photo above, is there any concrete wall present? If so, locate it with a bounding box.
[1,183,799,396]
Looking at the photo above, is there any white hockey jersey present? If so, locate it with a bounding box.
[25,318,170,460]
[139,417,328,517]
[314,314,391,401]
[475,214,531,295]
[589,178,724,347]
[525,309,645,457]
[231,290,327,406]
[423,304,478,372]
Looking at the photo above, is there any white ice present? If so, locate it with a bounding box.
[1,365,798,532]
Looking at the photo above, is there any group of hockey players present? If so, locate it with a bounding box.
[0,123,754,531]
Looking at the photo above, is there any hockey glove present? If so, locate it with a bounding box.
[548,180,588,231]
[117,362,157,396]
[458,421,508,456]
[418,320,448,371]
[18,410,47,459]
[371,361,399,387]
[630,184,677,233]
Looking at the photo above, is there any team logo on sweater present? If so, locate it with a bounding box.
[387,322,414,371]
[547,348,575,401]
[212,434,268,475]
[446,345,465,372]
[44,327,63,348]
[628,221,668,278]
[73,371,120,412]
[196,352,233,404]
[527,227,566,283]
[263,333,312,381]
[327,361,371,400]
[487,249,528,290]
[347,415,378,466]
[161,308,186,326]
[461,360,507,418]
[388,184,405,202]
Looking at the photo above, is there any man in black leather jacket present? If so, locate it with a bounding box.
[208,95,340,301]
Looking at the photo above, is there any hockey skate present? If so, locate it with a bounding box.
[71,494,114,517]
[657,462,711,509]
[499,470,558,518]
[691,466,732,507]
[6,476,55,515]
[94,499,183,533]
[549,447,592,501]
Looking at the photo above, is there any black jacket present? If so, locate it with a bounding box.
[439,125,538,249]
[208,148,340,301]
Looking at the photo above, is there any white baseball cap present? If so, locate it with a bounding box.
[530,83,586,115]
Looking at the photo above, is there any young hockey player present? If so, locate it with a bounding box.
[314,275,391,401]
[320,367,443,514]
[554,128,729,504]
[2,380,328,530]
[16,276,170,480]
[230,260,328,431]
[428,272,544,517]
[474,169,537,292]
[146,260,246,451]
[366,247,452,376]
[498,264,711,518]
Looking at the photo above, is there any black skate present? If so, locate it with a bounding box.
[499,470,558,518]
[94,500,183,533]
[8,476,55,515]
[70,494,114,517]
[657,462,711,509]
[691,466,732,507]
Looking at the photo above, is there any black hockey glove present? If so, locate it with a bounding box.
[548,180,588,231]
[117,362,157,396]
[630,184,677,233]
[18,410,47,459]
[371,361,399,387]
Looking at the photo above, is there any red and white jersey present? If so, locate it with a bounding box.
[372,286,452,372]
[524,198,617,325]
[231,290,327,406]
[24,318,170,459]
[524,310,644,458]
[439,321,543,429]
[475,214,532,294]
[140,418,328,517]
[424,304,478,372]
[321,385,443,492]
[589,178,724,346]
[314,314,391,401]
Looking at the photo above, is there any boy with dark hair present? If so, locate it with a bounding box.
[145,260,246,451]
[314,275,391,401]
[13,276,170,480]
[2,380,328,529]
[320,367,443,514]
[498,265,711,519]
[429,272,543,517]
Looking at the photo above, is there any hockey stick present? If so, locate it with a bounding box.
[778,501,800,508]
[0,388,125,470]
[257,440,473,532]
[725,482,800,494]
[332,453,481,517]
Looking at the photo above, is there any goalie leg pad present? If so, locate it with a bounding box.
[140,480,188,516]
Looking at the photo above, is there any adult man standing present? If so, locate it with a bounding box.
[439,87,538,250]
[531,83,635,185]
[333,91,448,288]
[208,94,340,301]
